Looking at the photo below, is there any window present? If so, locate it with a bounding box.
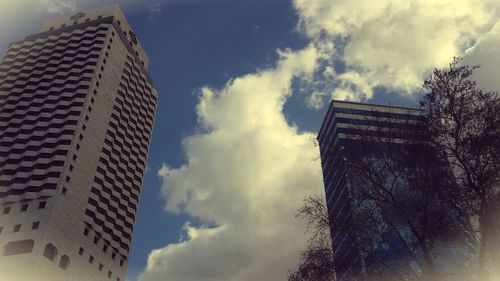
[79,247,84,255]
[112,31,115,36]
[108,270,112,278]
[82,124,87,131]
[101,66,104,71]
[76,144,80,150]
[91,97,95,104]
[103,59,107,64]
[79,134,84,140]
[4,239,34,256]
[3,207,11,214]
[13,224,21,232]
[93,236,99,244]
[62,187,67,195]
[111,252,116,260]
[105,52,109,57]
[38,201,46,209]
[32,221,40,230]
[69,165,74,171]
[72,154,77,161]
[84,228,89,236]
[96,81,100,87]
[20,204,28,212]
[98,74,102,79]
[66,176,70,183]
[99,263,103,271]
[88,106,92,112]
[103,245,108,252]
[85,115,90,121]
[89,255,94,264]
[43,243,57,261]
[119,259,124,266]
[59,255,70,270]
[117,20,121,25]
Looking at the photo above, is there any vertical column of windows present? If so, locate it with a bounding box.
[84,54,157,262]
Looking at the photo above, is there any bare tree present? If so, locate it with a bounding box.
[288,243,336,281]
[288,194,336,281]
[290,58,499,281]
[421,57,500,280]
[340,109,468,281]
[297,194,331,248]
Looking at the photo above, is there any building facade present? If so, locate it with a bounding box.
[0,5,158,281]
[317,100,422,280]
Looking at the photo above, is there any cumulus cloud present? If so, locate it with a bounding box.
[39,0,77,13]
[0,0,169,52]
[138,45,324,281]
[148,2,163,20]
[293,0,500,101]
[463,20,500,92]
[0,0,96,49]
[141,1,500,281]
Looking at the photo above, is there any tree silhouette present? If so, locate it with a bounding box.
[422,57,500,280]
[289,58,500,281]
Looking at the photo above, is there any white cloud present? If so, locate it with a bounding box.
[0,1,100,49]
[39,0,77,14]
[138,45,324,281]
[0,0,165,54]
[293,0,500,101]
[142,2,500,281]
[148,2,162,20]
[306,91,326,109]
[463,20,500,92]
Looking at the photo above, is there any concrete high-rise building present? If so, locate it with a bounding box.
[0,5,158,281]
[317,100,422,280]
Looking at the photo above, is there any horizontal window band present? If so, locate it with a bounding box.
[0,182,57,198]
[0,130,75,146]
[0,161,65,175]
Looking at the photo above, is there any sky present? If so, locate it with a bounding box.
[0,0,500,280]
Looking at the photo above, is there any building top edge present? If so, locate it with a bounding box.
[331,99,421,112]
[317,99,422,140]
[40,4,150,68]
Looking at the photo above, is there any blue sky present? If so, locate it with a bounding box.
[125,1,321,279]
[1,1,499,280]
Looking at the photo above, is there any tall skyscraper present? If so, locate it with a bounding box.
[317,100,422,280]
[0,5,158,281]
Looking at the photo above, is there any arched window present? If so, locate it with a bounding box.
[43,243,57,261]
[4,239,34,256]
[59,255,70,270]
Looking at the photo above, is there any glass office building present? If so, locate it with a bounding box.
[317,100,422,280]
